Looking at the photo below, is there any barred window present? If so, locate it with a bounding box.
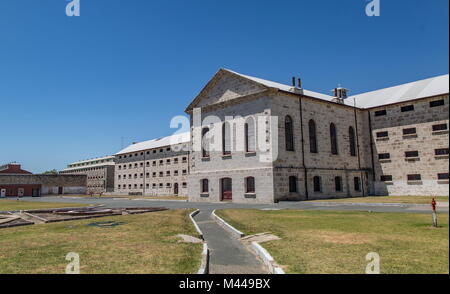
[289,176,297,193]
[401,105,414,112]
[285,116,294,151]
[438,173,449,180]
[430,100,445,107]
[374,109,387,116]
[432,124,448,131]
[313,176,321,192]
[376,131,389,138]
[330,123,338,155]
[435,148,449,156]
[335,176,342,192]
[349,127,356,156]
[407,174,421,181]
[405,151,419,158]
[245,117,256,152]
[378,153,390,160]
[354,177,361,191]
[309,120,318,153]
[380,175,393,182]
[245,177,255,193]
[201,179,209,193]
[222,122,231,156]
[403,128,417,135]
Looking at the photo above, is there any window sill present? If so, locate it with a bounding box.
[438,180,449,184]
[402,134,417,139]
[432,130,448,135]
[244,193,256,198]
[201,157,210,162]
[200,193,209,198]
[407,180,423,185]
[381,181,394,185]
[435,155,449,159]
[245,152,257,157]
[405,157,420,162]
[379,159,392,163]
[376,137,389,141]
[222,154,232,159]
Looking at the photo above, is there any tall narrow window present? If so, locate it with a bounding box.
[349,126,356,156]
[289,176,297,193]
[222,122,231,156]
[245,177,255,193]
[354,177,361,191]
[201,179,209,193]
[309,120,317,153]
[202,127,210,158]
[285,116,294,151]
[330,123,338,155]
[245,117,256,152]
[335,176,342,192]
[313,176,321,192]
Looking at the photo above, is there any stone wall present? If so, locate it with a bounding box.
[369,94,449,196]
[114,142,189,196]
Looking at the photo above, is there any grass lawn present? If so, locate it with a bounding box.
[0,199,88,211]
[216,209,449,274]
[312,196,448,204]
[0,209,202,274]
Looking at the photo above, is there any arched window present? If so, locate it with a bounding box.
[222,122,231,155]
[313,176,321,192]
[349,126,356,156]
[330,123,338,155]
[289,176,297,193]
[335,176,342,192]
[245,177,255,193]
[285,116,294,151]
[245,117,256,152]
[202,127,210,158]
[309,120,317,153]
[201,179,209,193]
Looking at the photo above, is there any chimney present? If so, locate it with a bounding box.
[290,76,304,94]
[332,85,348,104]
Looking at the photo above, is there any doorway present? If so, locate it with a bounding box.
[220,178,232,201]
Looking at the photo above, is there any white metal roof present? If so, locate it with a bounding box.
[349,74,449,109]
[70,155,115,166]
[61,161,115,172]
[226,69,449,109]
[226,69,336,102]
[115,132,190,155]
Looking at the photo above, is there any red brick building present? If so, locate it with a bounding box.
[0,163,87,197]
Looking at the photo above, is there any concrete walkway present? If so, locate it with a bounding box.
[194,209,267,274]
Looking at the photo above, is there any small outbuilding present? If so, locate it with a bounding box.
[0,163,87,197]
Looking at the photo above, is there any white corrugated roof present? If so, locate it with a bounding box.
[61,161,115,172]
[349,74,449,109]
[226,69,448,109]
[115,132,190,155]
[70,155,115,166]
[226,69,336,102]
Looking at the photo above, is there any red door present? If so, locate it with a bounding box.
[221,178,232,201]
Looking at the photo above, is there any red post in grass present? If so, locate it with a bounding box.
[432,198,438,227]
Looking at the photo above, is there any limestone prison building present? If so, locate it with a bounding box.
[114,133,190,196]
[185,69,449,203]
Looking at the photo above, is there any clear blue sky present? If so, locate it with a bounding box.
[0,0,448,173]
